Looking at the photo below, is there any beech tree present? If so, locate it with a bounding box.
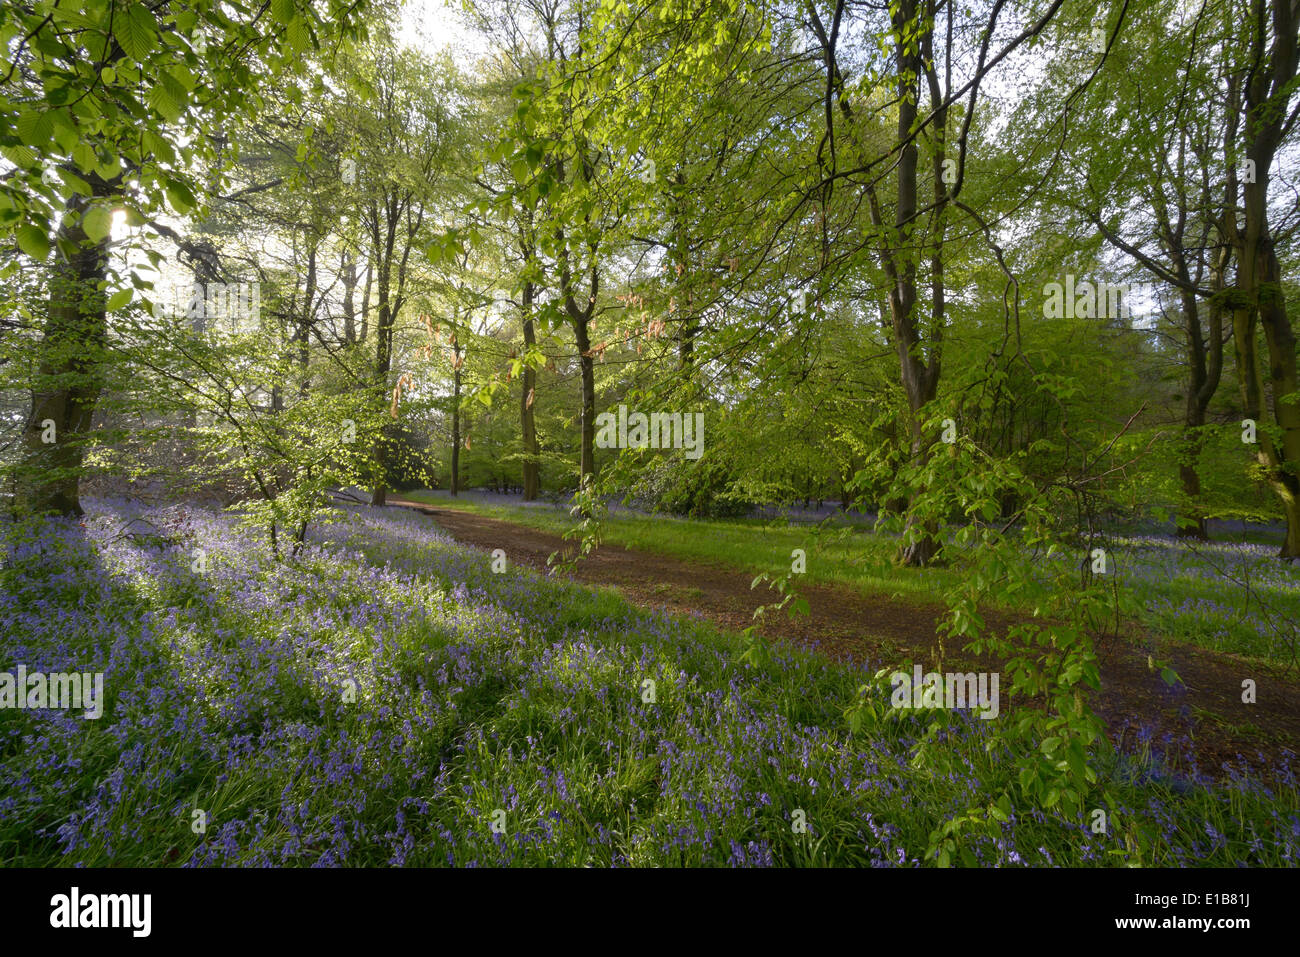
[2,0,370,515]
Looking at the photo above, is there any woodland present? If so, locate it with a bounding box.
[0,0,1298,868]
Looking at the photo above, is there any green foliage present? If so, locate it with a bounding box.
[3,0,1298,870]
[840,355,1187,860]
[632,454,755,519]
[740,569,809,668]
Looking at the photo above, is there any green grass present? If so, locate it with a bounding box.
[4,499,1295,867]
[402,491,950,601]
[401,491,1300,665]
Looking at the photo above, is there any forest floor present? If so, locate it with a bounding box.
[387,495,1300,784]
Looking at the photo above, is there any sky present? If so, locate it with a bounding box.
[397,0,487,59]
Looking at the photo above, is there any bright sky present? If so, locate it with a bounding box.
[397,0,486,59]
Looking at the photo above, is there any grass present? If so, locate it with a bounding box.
[401,491,949,598]
[401,491,1300,665]
[3,497,1294,867]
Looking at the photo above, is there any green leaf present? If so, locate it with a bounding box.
[167,65,197,93]
[60,170,93,197]
[142,130,175,163]
[32,30,67,59]
[164,179,196,214]
[16,224,50,259]
[106,289,133,311]
[114,4,156,62]
[160,68,189,109]
[72,142,98,174]
[16,109,53,147]
[148,78,183,123]
[1,145,37,169]
[1066,748,1088,784]
[272,0,297,25]
[96,155,122,180]
[287,16,311,53]
[49,111,79,152]
[1017,766,1036,794]
[82,205,112,242]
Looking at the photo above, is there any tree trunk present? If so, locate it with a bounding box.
[1245,239,1300,558]
[554,148,600,487]
[451,346,462,497]
[15,188,112,517]
[520,280,540,500]
[299,244,315,399]
[359,257,372,344]
[573,313,596,480]
[341,249,357,344]
[1176,287,1210,540]
[673,177,697,373]
[1177,459,1207,539]
[1227,0,1300,558]
[888,0,943,567]
[369,217,397,507]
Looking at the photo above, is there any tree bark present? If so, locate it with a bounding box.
[887,0,943,566]
[1228,0,1300,558]
[369,197,398,507]
[673,173,698,373]
[520,279,540,500]
[1175,249,1226,539]
[341,249,357,344]
[572,308,596,480]
[359,257,372,344]
[451,342,462,497]
[15,185,113,517]
[299,244,316,400]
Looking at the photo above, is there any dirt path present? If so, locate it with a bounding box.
[389,497,1300,781]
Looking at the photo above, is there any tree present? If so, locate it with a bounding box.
[342,43,458,505]
[1224,0,1300,558]
[3,0,370,516]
